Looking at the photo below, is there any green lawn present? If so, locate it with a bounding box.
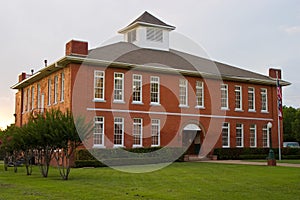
[0,162,299,200]
[244,159,300,164]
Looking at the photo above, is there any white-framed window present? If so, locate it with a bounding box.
[248,87,255,111]
[31,86,35,110]
[23,91,26,113]
[146,27,163,42]
[60,72,65,102]
[133,118,143,147]
[235,86,242,111]
[262,124,269,148]
[151,119,160,146]
[132,74,142,103]
[261,88,268,112]
[48,78,52,106]
[150,76,160,104]
[236,123,244,147]
[27,88,30,111]
[222,122,230,148]
[94,70,105,101]
[114,117,124,147]
[54,75,58,104]
[179,79,188,107]
[250,124,257,148]
[196,81,204,108]
[37,84,41,109]
[114,72,124,102]
[221,84,228,109]
[94,116,105,147]
[127,29,136,43]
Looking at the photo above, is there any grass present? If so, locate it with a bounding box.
[0,162,300,200]
[244,159,300,164]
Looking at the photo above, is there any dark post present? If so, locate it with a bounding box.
[267,122,276,166]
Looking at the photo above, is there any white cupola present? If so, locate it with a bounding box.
[118,11,175,51]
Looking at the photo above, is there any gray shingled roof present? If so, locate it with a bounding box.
[87,42,280,83]
[119,11,175,32]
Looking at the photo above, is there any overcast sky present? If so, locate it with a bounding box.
[0,0,299,129]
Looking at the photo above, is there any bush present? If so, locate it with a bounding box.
[213,148,300,160]
[74,160,106,168]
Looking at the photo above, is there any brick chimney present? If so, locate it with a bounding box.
[269,68,281,79]
[18,72,27,82]
[65,40,88,56]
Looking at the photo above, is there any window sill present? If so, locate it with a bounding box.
[150,103,161,106]
[179,105,189,108]
[132,102,144,105]
[132,145,143,148]
[236,146,244,148]
[113,100,125,104]
[151,145,160,147]
[261,110,269,114]
[234,109,244,112]
[93,99,106,103]
[221,108,230,111]
[222,146,230,148]
[248,109,256,113]
[113,145,124,148]
[93,145,106,149]
[195,106,205,109]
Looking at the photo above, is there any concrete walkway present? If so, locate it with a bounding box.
[201,160,300,168]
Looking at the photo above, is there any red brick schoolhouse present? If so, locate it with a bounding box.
[12,11,290,159]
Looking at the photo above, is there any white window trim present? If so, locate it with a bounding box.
[234,85,243,111]
[250,124,257,148]
[261,88,268,113]
[179,79,188,107]
[60,72,65,102]
[236,124,244,148]
[54,75,58,104]
[31,86,35,111]
[27,88,30,111]
[132,74,143,104]
[221,84,229,110]
[113,117,124,148]
[94,70,105,102]
[248,87,256,112]
[195,81,204,109]
[151,119,160,147]
[263,125,270,148]
[48,79,52,106]
[150,76,160,105]
[113,72,125,103]
[222,122,230,148]
[37,84,41,109]
[133,118,143,148]
[93,116,105,148]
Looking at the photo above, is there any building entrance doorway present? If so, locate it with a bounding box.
[182,124,203,155]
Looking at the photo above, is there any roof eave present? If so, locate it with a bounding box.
[118,22,175,34]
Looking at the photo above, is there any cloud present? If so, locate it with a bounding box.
[283,26,300,35]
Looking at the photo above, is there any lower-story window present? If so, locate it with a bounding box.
[250,124,257,148]
[94,116,104,147]
[222,122,230,148]
[262,124,269,148]
[114,117,124,147]
[236,123,244,147]
[151,119,160,146]
[133,118,143,147]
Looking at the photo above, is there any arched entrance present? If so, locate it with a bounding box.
[182,124,204,155]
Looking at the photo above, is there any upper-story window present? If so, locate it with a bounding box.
[261,88,268,112]
[31,86,35,110]
[132,74,142,103]
[127,29,136,43]
[48,78,52,106]
[196,81,204,108]
[114,73,124,102]
[221,84,228,110]
[146,28,163,42]
[27,88,30,111]
[61,72,65,102]
[179,79,188,107]
[94,70,105,101]
[37,84,41,109]
[54,75,58,104]
[150,76,160,104]
[235,86,242,111]
[248,87,255,112]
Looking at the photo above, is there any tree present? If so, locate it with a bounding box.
[283,106,300,142]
